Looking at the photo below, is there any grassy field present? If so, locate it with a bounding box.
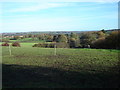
[9,38,45,43]
[2,43,120,88]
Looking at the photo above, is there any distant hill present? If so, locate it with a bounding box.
[1,29,119,36]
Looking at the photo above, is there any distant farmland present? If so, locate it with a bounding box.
[2,43,119,88]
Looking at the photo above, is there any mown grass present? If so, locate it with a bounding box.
[2,43,120,88]
[9,38,45,43]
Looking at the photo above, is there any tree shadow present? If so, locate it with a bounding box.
[2,64,119,88]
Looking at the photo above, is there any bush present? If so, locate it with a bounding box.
[1,42,9,46]
[12,42,20,47]
[32,43,49,47]
[9,38,17,40]
[91,31,120,49]
[69,38,81,48]
[91,38,106,49]
[32,44,38,47]
[48,43,55,48]
[32,42,69,48]
[56,42,69,48]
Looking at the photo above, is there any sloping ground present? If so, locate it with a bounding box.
[2,44,120,88]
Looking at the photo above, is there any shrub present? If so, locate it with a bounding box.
[91,31,120,49]
[49,43,55,48]
[33,43,55,48]
[9,38,17,40]
[56,42,69,48]
[32,44,38,47]
[12,42,20,47]
[69,38,76,48]
[1,42,9,46]
[32,42,69,48]
[91,38,106,49]
[69,38,81,48]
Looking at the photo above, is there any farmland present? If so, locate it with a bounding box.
[2,43,120,88]
[1,1,120,88]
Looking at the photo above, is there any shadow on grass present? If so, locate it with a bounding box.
[2,64,119,88]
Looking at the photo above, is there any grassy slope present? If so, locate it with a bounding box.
[2,43,120,88]
[9,38,45,43]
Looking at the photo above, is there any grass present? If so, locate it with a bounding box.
[9,38,45,43]
[2,43,120,88]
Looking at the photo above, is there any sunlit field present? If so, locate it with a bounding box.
[2,43,120,88]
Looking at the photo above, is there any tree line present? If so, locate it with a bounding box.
[1,29,120,49]
[29,30,120,49]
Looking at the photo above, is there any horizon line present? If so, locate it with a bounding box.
[1,28,118,33]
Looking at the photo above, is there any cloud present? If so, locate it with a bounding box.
[8,3,72,12]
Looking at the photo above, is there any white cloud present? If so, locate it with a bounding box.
[8,3,72,12]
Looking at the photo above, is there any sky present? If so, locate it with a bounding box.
[0,0,119,33]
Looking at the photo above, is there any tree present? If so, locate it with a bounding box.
[101,29,106,33]
[97,31,105,39]
[56,34,68,43]
[12,42,20,47]
[69,37,81,48]
[37,34,45,41]
[69,32,81,48]
[45,35,53,42]
[69,38,76,48]
[28,34,32,38]
[70,32,78,40]
[80,33,97,47]
[13,36,19,40]
[105,31,120,49]
[24,35,29,38]
[1,42,9,46]
[91,37,106,49]
[91,31,120,49]
[53,35,58,42]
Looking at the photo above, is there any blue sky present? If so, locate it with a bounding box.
[0,0,119,33]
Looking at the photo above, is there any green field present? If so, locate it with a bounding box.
[8,38,45,43]
[2,43,120,88]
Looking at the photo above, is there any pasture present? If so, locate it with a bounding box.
[2,43,120,88]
